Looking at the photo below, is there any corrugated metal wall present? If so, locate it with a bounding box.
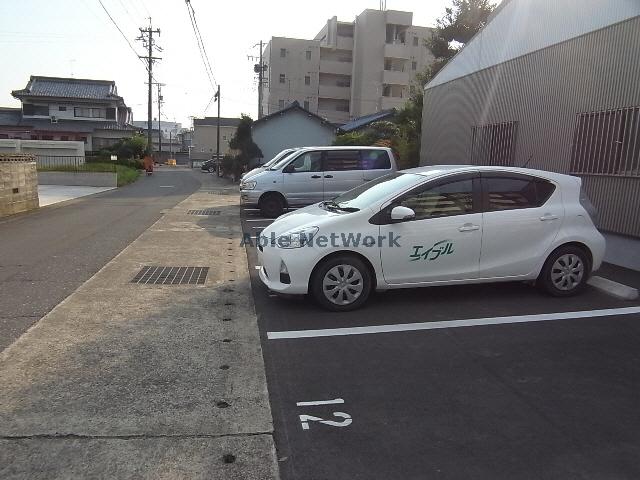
[420,16,640,237]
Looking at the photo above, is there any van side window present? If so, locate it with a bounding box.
[324,151,362,171]
[361,150,391,170]
[289,151,322,172]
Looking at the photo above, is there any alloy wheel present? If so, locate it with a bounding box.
[551,254,584,291]
[322,264,364,305]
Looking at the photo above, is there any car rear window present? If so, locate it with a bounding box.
[483,176,556,211]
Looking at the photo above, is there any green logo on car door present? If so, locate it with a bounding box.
[409,240,455,262]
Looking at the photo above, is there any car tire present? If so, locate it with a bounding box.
[259,193,285,218]
[311,255,372,311]
[208,166,215,173]
[537,245,590,297]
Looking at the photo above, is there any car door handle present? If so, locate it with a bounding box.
[458,224,480,232]
[540,214,559,221]
[310,175,322,179]
[324,175,333,178]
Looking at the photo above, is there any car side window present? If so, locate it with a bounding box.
[324,151,362,171]
[483,176,555,211]
[289,151,322,173]
[398,179,474,220]
[361,150,391,170]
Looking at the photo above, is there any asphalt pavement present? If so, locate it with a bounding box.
[242,205,640,480]
[0,168,202,351]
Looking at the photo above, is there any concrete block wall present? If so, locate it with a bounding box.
[0,154,39,217]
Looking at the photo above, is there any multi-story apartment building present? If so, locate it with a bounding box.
[262,9,433,124]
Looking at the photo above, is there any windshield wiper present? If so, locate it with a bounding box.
[320,201,359,212]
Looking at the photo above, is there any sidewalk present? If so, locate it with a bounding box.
[38,184,116,207]
[0,178,279,479]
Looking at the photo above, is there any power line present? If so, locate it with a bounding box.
[185,0,218,112]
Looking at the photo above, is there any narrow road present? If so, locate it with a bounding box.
[0,169,203,351]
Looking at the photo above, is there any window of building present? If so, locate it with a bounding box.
[383,85,391,97]
[569,105,640,176]
[23,104,49,116]
[398,178,474,220]
[303,100,310,110]
[74,107,106,118]
[336,102,350,112]
[470,121,518,166]
[58,106,67,112]
[106,108,116,120]
[278,100,285,109]
[483,176,555,211]
[280,48,286,57]
[306,50,311,60]
[412,61,417,70]
[305,75,311,85]
[279,73,285,84]
[413,36,419,46]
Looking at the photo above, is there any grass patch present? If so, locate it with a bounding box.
[38,162,140,187]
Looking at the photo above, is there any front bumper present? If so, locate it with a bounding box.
[257,243,320,295]
[240,189,262,207]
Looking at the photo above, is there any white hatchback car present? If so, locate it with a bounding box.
[257,166,605,311]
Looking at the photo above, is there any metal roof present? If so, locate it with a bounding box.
[338,109,396,132]
[193,117,243,127]
[11,76,123,101]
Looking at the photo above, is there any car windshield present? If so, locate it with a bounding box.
[269,150,301,170]
[330,172,423,210]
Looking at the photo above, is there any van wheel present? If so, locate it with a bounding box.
[208,166,215,173]
[259,193,285,218]
[538,246,589,297]
[311,255,372,311]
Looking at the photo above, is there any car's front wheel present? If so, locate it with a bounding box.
[538,245,590,297]
[259,193,285,218]
[311,255,372,311]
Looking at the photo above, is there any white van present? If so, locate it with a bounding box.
[239,146,399,217]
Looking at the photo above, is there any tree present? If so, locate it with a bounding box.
[228,114,263,181]
[109,133,147,159]
[426,0,495,78]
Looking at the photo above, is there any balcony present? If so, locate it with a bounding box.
[336,36,354,50]
[319,59,352,76]
[383,70,409,85]
[381,96,408,110]
[319,84,351,100]
[318,109,350,124]
[384,43,410,60]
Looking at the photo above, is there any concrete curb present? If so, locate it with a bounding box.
[588,275,639,301]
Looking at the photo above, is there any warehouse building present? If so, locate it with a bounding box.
[420,0,640,268]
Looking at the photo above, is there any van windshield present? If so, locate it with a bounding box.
[330,173,423,210]
[263,149,295,168]
[269,151,300,170]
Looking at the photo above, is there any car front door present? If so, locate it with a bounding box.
[322,150,364,200]
[378,173,483,285]
[281,150,324,206]
[479,173,562,278]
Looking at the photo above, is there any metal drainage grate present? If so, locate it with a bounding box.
[187,209,221,216]
[208,191,232,195]
[132,266,209,285]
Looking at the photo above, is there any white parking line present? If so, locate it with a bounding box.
[296,398,344,406]
[245,219,272,223]
[267,306,640,340]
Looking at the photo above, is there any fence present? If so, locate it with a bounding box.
[35,155,115,172]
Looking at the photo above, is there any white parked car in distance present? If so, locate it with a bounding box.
[240,146,399,217]
[256,165,605,311]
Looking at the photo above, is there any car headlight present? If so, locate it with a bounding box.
[278,226,319,249]
[240,180,257,190]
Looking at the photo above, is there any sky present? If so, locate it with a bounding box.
[0,0,450,129]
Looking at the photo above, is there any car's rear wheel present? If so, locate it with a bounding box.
[311,255,372,311]
[208,166,215,173]
[538,246,589,297]
[259,193,285,218]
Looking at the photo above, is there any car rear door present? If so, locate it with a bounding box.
[322,150,364,200]
[281,150,324,206]
[478,172,562,278]
[378,173,483,284]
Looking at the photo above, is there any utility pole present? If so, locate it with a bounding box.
[214,85,221,175]
[156,83,165,159]
[137,19,161,155]
[253,41,267,119]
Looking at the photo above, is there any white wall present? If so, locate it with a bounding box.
[252,110,335,162]
[0,139,85,157]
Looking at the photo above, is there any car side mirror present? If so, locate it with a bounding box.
[283,164,295,173]
[390,206,415,222]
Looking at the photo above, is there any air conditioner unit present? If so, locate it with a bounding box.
[50,116,58,124]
